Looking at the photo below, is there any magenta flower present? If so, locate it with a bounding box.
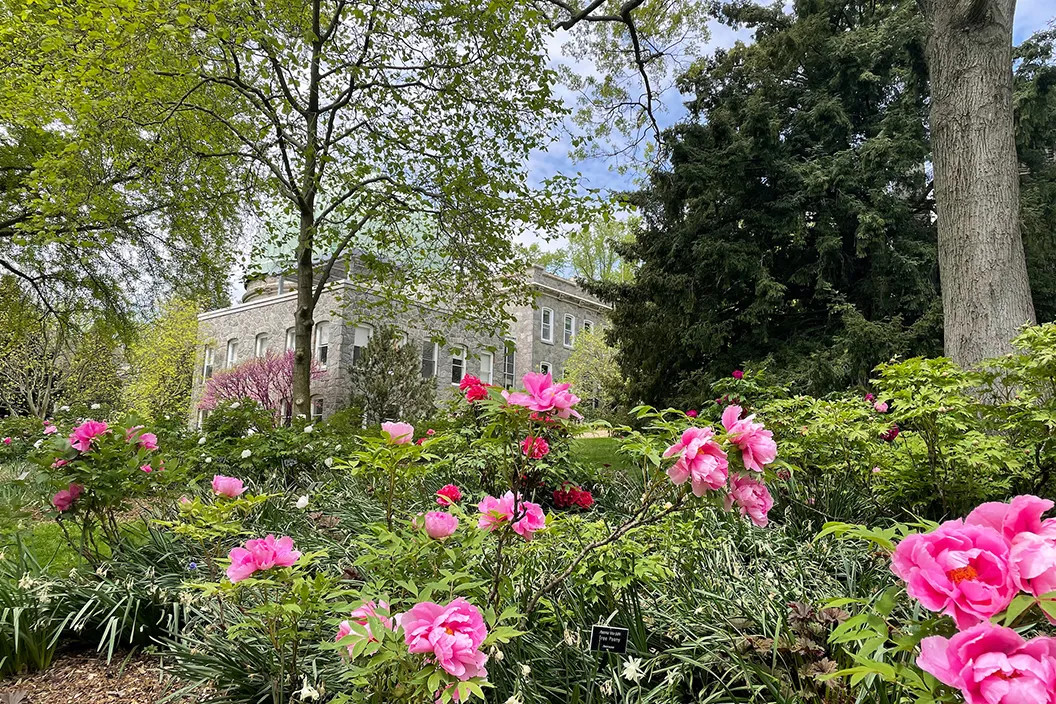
[336,600,393,653]
[686,409,698,418]
[724,474,774,527]
[917,621,1056,704]
[51,483,83,512]
[436,484,462,506]
[511,498,546,541]
[51,459,67,469]
[732,369,743,380]
[138,433,158,451]
[873,401,889,413]
[226,534,300,583]
[43,423,58,435]
[721,406,777,472]
[891,520,1016,629]
[402,598,488,681]
[211,474,246,498]
[68,420,109,452]
[477,494,512,531]
[476,492,546,540]
[1009,526,1056,604]
[381,421,414,445]
[965,495,1055,542]
[140,463,153,473]
[502,372,582,419]
[521,435,550,459]
[664,426,728,496]
[424,511,459,539]
[880,424,900,442]
[864,393,875,402]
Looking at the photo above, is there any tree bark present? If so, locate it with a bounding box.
[923,0,1035,366]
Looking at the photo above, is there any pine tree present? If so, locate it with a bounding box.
[349,326,436,426]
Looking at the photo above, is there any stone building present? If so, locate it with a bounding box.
[191,266,609,425]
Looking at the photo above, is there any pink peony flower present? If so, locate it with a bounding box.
[426,428,435,436]
[226,534,300,583]
[721,406,777,472]
[1,437,10,445]
[864,393,875,402]
[1009,524,1056,604]
[402,598,488,681]
[891,520,1016,629]
[179,496,191,505]
[381,421,414,445]
[424,511,459,539]
[521,435,550,459]
[664,426,729,496]
[917,621,1056,704]
[51,459,67,469]
[458,374,482,391]
[465,384,489,403]
[966,494,1055,542]
[140,463,153,473]
[732,369,743,380]
[211,474,246,498]
[52,483,83,511]
[724,473,774,527]
[873,401,889,413]
[477,492,546,540]
[436,484,462,506]
[43,423,58,435]
[686,409,698,418]
[68,420,109,452]
[502,372,582,419]
[138,433,158,451]
[336,600,393,652]
[880,424,900,442]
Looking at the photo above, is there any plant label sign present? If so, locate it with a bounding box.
[589,625,628,653]
[281,458,297,469]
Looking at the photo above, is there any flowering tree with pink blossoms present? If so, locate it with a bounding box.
[198,351,326,418]
[820,495,1056,703]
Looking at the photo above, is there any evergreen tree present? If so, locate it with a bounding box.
[349,326,436,426]
[593,0,941,404]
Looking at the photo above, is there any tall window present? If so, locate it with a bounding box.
[563,314,575,348]
[285,328,296,351]
[280,400,292,427]
[196,409,208,429]
[540,307,554,343]
[501,342,516,388]
[583,320,594,334]
[311,397,324,422]
[226,339,238,367]
[540,361,551,376]
[314,321,330,366]
[203,345,214,379]
[479,351,494,385]
[255,333,269,358]
[352,325,372,366]
[421,340,438,378]
[450,346,465,384]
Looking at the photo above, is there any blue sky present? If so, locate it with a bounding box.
[525,1,1054,250]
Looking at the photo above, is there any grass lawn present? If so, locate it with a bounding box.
[571,435,635,475]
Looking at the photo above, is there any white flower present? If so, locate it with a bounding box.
[198,437,207,445]
[229,401,241,409]
[90,403,101,410]
[303,425,314,434]
[334,444,342,451]
[520,664,531,677]
[505,697,523,704]
[205,457,213,464]
[295,495,309,509]
[622,657,645,683]
[241,449,252,459]
[295,676,320,701]
[164,415,171,420]
[59,405,70,412]
[324,457,333,468]
[246,428,256,436]
[600,680,613,696]
[33,439,42,449]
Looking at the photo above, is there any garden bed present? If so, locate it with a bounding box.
[0,650,171,704]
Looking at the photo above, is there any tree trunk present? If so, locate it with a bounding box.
[292,209,315,420]
[923,0,1035,366]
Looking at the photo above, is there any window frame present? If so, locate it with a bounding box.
[255,333,269,358]
[563,314,576,348]
[285,328,296,352]
[203,345,215,379]
[583,319,594,334]
[226,338,238,367]
[540,307,554,344]
[310,397,324,422]
[539,361,552,376]
[450,345,466,385]
[421,340,438,379]
[352,324,373,366]
[479,351,494,385]
[501,341,516,388]
[314,321,330,367]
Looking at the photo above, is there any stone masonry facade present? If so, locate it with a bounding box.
[190,267,610,424]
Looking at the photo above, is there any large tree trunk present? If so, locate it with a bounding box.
[923,0,1035,366]
[292,209,315,421]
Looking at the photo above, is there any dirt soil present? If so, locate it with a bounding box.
[0,650,180,704]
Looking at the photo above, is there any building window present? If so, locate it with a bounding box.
[563,314,575,348]
[196,409,208,428]
[280,399,292,427]
[540,307,554,343]
[451,346,466,384]
[226,339,239,367]
[501,342,516,388]
[311,397,324,422]
[421,340,438,379]
[255,333,269,358]
[583,320,594,334]
[540,361,552,376]
[479,351,494,385]
[285,327,295,351]
[314,321,330,366]
[203,345,214,379]
[353,325,372,366]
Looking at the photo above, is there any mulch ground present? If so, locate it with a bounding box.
[0,650,182,704]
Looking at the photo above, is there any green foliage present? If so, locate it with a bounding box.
[529,216,637,283]
[124,299,200,423]
[561,327,628,422]
[348,326,436,426]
